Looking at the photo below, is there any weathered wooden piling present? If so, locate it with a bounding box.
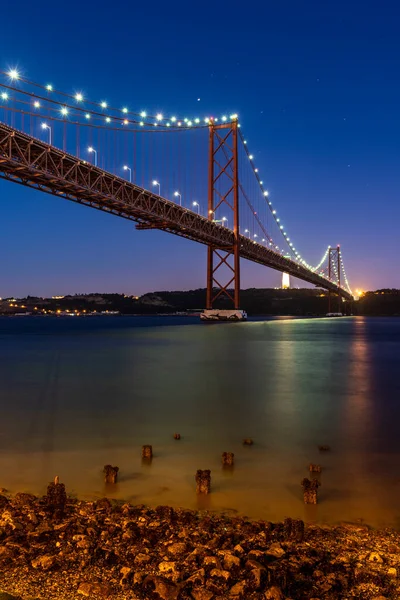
[142,445,153,459]
[103,464,119,483]
[222,452,234,466]
[243,438,254,446]
[309,463,322,473]
[45,475,67,519]
[195,469,211,494]
[318,445,331,452]
[301,477,321,504]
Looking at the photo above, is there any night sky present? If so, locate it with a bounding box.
[1,0,399,297]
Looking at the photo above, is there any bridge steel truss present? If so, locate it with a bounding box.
[328,245,342,312]
[0,122,352,302]
[207,121,240,309]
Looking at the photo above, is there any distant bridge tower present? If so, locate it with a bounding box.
[282,272,290,289]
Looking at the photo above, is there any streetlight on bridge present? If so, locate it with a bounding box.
[87,147,97,167]
[123,165,132,182]
[152,180,161,195]
[222,217,228,227]
[41,123,52,145]
[244,229,251,237]
[192,201,200,215]
[174,191,182,205]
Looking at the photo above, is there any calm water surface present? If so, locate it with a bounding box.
[1,315,399,528]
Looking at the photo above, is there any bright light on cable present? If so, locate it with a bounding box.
[156,113,163,121]
[101,101,107,108]
[60,107,68,116]
[8,69,20,80]
[75,93,83,102]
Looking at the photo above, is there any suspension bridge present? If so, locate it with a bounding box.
[0,68,353,318]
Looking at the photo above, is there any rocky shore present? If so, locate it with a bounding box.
[0,489,399,600]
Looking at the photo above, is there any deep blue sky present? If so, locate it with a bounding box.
[1,0,399,297]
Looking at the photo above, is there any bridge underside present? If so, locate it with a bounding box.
[0,122,352,301]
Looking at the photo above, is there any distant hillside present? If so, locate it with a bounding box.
[1,288,356,316]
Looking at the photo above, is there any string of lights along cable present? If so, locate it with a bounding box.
[0,67,353,298]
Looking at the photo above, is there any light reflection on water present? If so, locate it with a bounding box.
[1,315,400,527]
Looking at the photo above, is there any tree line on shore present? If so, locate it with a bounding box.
[1,288,399,316]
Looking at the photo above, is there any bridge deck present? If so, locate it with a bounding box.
[0,122,352,301]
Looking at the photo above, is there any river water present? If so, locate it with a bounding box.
[1,315,399,528]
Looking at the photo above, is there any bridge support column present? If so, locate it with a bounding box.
[206,120,241,313]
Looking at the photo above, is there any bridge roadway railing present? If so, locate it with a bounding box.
[0,122,352,301]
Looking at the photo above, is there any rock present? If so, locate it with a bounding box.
[223,553,241,571]
[243,438,253,445]
[203,556,221,569]
[229,580,248,597]
[173,433,181,440]
[167,542,187,556]
[0,495,9,509]
[246,560,266,590]
[265,543,286,559]
[368,552,384,563]
[387,567,397,577]
[77,582,112,597]
[185,568,206,587]
[0,594,21,600]
[143,575,179,600]
[103,465,119,484]
[195,469,211,494]
[31,554,57,570]
[210,568,231,583]
[158,561,178,573]
[264,587,284,600]
[134,552,151,566]
[120,566,132,586]
[233,544,245,556]
[142,445,153,459]
[191,590,214,600]
[0,546,14,562]
[13,492,37,506]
